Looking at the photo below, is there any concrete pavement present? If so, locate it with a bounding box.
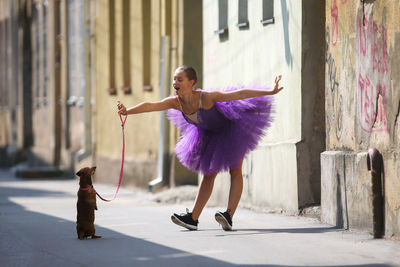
[0,168,399,267]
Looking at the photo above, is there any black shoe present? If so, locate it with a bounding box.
[171,209,198,230]
[215,211,233,231]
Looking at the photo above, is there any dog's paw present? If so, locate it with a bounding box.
[92,235,102,239]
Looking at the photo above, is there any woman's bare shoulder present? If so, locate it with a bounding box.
[200,90,216,109]
[165,95,180,110]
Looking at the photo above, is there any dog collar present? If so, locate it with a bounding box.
[80,185,93,191]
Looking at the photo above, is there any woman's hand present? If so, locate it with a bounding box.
[117,101,127,116]
[271,75,283,94]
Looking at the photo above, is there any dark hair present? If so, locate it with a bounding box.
[177,65,197,85]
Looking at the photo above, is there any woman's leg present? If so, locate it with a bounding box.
[191,172,218,220]
[227,159,244,219]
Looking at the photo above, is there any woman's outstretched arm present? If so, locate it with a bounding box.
[209,75,283,103]
[117,96,177,116]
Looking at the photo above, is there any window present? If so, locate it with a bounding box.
[121,0,131,94]
[261,0,274,26]
[237,0,249,28]
[0,21,7,108]
[78,0,85,105]
[34,4,40,108]
[108,0,116,94]
[142,0,152,90]
[42,1,48,106]
[215,0,228,35]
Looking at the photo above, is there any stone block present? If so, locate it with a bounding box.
[321,151,372,231]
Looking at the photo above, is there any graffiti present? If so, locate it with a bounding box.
[335,94,343,140]
[358,17,367,57]
[326,29,339,94]
[357,15,388,74]
[326,27,343,139]
[356,13,389,134]
[327,53,339,93]
[331,0,339,46]
[371,24,388,74]
[358,73,373,129]
[330,0,348,46]
[357,76,389,133]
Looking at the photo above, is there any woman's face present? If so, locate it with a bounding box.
[173,69,194,94]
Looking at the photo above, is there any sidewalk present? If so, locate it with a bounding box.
[0,168,399,267]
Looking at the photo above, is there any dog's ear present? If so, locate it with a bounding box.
[91,166,96,175]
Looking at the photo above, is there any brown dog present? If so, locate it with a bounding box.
[76,166,101,240]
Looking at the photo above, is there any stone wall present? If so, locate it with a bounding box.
[322,0,400,239]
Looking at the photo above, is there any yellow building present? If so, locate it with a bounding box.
[0,0,202,186]
[93,0,202,189]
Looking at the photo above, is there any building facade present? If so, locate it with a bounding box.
[204,0,325,212]
[0,0,202,186]
[92,0,202,188]
[0,0,61,169]
[0,0,93,175]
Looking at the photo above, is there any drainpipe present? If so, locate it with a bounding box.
[366,148,385,238]
[148,36,170,192]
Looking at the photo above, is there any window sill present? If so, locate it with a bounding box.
[261,17,274,26]
[143,85,153,92]
[214,27,228,35]
[236,21,249,28]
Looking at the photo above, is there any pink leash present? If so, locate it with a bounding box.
[96,114,127,202]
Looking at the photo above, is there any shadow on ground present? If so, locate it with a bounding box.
[211,226,341,238]
[0,172,395,267]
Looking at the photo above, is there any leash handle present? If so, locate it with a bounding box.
[96,114,127,202]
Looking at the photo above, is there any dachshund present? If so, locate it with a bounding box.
[76,166,101,240]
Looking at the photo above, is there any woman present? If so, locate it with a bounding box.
[117,65,283,230]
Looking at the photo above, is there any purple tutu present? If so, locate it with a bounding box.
[167,84,274,175]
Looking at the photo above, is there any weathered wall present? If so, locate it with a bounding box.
[299,0,326,207]
[0,0,61,167]
[322,0,400,239]
[204,1,325,212]
[0,0,12,152]
[0,0,23,165]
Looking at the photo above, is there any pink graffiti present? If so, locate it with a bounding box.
[371,23,388,74]
[331,0,338,46]
[357,14,389,133]
[359,74,373,127]
[371,22,379,68]
[358,73,389,133]
[380,25,388,73]
[358,17,367,57]
[358,17,388,74]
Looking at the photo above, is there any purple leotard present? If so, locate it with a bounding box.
[167,84,274,175]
